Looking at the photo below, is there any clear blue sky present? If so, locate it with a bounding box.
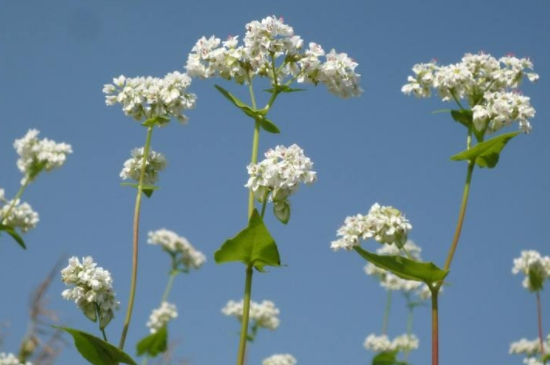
[1,1,549,364]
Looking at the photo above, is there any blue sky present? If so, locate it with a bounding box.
[1,1,549,365]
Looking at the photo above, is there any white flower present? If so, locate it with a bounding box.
[512,250,550,291]
[523,358,544,365]
[61,256,120,329]
[510,337,549,357]
[262,354,297,365]
[120,147,167,185]
[185,15,362,98]
[246,144,316,202]
[103,71,196,123]
[0,353,32,365]
[148,229,206,271]
[146,302,178,334]
[364,333,419,353]
[331,203,412,251]
[0,200,39,233]
[14,129,72,184]
[222,299,280,330]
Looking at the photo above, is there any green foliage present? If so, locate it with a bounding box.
[120,182,159,198]
[372,351,408,365]
[450,131,521,168]
[214,85,280,134]
[354,246,448,285]
[264,85,306,93]
[0,224,26,249]
[214,209,281,272]
[141,116,170,127]
[450,109,473,128]
[136,326,167,358]
[55,327,137,365]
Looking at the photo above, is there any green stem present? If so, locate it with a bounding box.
[236,264,254,365]
[381,290,392,335]
[162,272,177,303]
[404,298,415,362]
[101,328,108,342]
[247,78,261,220]
[537,290,546,358]
[430,288,439,365]
[260,192,269,219]
[119,126,155,350]
[0,179,30,225]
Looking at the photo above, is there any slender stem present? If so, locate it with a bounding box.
[440,160,475,275]
[381,290,392,335]
[101,328,108,342]
[404,297,415,362]
[247,79,261,220]
[0,179,30,225]
[162,273,177,303]
[119,126,155,350]
[537,290,546,357]
[260,192,269,219]
[236,264,254,365]
[431,289,439,365]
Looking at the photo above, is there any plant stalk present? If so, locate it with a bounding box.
[381,290,392,335]
[119,126,155,350]
[431,289,439,365]
[537,290,546,358]
[236,264,254,365]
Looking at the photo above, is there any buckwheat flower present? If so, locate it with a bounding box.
[510,337,549,356]
[364,334,393,352]
[14,129,72,184]
[332,203,412,251]
[0,200,39,233]
[403,52,538,134]
[262,354,297,365]
[103,71,196,124]
[61,256,119,329]
[317,49,362,98]
[120,147,167,185]
[0,353,32,365]
[512,250,550,291]
[146,302,178,334]
[392,334,420,352]
[148,229,206,271]
[222,299,280,330]
[523,358,544,365]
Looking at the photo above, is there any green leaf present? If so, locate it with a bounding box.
[120,182,159,198]
[141,116,170,127]
[450,131,521,168]
[259,118,280,134]
[55,326,137,365]
[214,85,259,119]
[450,109,473,128]
[372,351,408,365]
[541,353,550,363]
[214,209,281,271]
[0,224,26,249]
[136,326,167,358]
[354,246,448,285]
[264,85,306,94]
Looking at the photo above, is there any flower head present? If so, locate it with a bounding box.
[103,71,196,123]
[148,229,206,272]
[146,302,178,333]
[512,250,550,291]
[510,336,550,357]
[0,199,39,233]
[185,15,362,98]
[222,299,280,331]
[402,52,538,134]
[0,353,32,365]
[331,203,412,251]
[120,147,167,185]
[364,333,419,353]
[61,256,119,329]
[14,129,72,184]
[262,354,297,365]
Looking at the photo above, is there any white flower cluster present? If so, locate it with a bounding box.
[402,52,538,134]
[364,333,419,353]
[120,147,167,185]
[0,199,39,233]
[512,250,550,291]
[331,203,412,251]
[148,229,206,272]
[523,358,544,365]
[222,299,280,330]
[186,15,362,98]
[14,129,72,184]
[61,256,120,328]
[365,240,430,295]
[0,353,32,365]
[246,144,316,203]
[103,72,197,123]
[510,336,550,357]
[146,301,178,334]
[262,354,297,365]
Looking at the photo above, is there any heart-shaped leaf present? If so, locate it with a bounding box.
[120,183,159,198]
[372,351,408,365]
[354,246,448,285]
[136,326,167,357]
[214,209,280,271]
[55,326,137,365]
[450,109,473,128]
[450,131,521,168]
